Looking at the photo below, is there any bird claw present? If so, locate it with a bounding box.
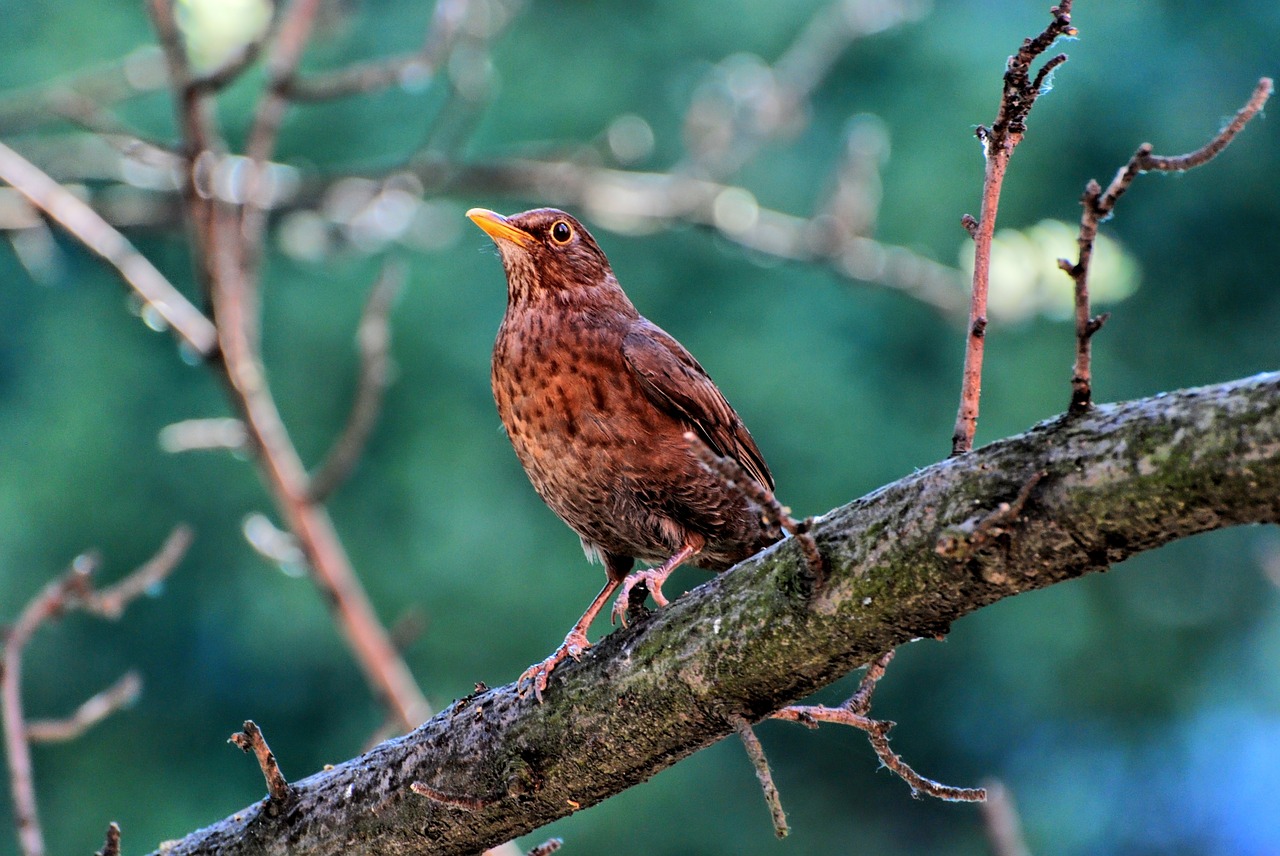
[611,569,670,627]
[517,630,593,703]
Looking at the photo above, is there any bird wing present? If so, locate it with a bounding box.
[622,318,774,490]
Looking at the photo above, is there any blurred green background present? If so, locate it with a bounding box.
[2,1,1278,854]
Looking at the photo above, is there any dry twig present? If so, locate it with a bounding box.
[0,140,217,356]
[230,720,294,804]
[1,528,191,856]
[26,672,141,744]
[681,0,926,178]
[1057,76,1272,413]
[139,0,436,735]
[772,652,986,802]
[308,260,404,501]
[730,715,789,838]
[951,1,1076,456]
[281,0,477,102]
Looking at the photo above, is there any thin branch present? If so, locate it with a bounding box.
[144,0,225,313]
[229,720,293,804]
[2,529,191,856]
[730,715,789,838]
[187,30,270,96]
[951,1,1076,456]
[845,650,893,715]
[245,0,324,165]
[207,202,433,730]
[0,140,217,356]
[144,0,436,740]
[773,652,985,802]
[282,0,476,102]
[681,0,927,178]
[308,260,404,502]
[240,0,324,272]
[85,525,192,619]
[26,672,141,744]
[0,154,968,312]
[1057,77,1271,413]
[0,48,168,136]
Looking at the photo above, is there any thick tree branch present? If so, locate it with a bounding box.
[153,371,1280,855]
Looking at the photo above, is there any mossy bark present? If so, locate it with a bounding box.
[155,371,1280,856]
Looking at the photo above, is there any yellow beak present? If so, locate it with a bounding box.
[466,208,534,248]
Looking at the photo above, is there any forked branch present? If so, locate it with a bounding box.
[1058,76,1272,413]
[772,652,986,802]
[2,527,190,856]
[951,1,1075,456]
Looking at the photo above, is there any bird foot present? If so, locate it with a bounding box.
[517,628,592,703]
[611,568,671,627]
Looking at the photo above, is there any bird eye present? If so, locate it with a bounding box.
[550,220,574,244]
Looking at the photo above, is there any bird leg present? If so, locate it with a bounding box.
[611,537,702,627]
[518,577,620,702]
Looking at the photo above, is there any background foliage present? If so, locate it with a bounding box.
[1,1,1277,854]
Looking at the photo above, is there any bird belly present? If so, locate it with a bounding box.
[493,325,777,571]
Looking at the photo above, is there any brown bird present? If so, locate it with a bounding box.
[468,206,780,698]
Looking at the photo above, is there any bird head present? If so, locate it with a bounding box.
[467,207,625,308]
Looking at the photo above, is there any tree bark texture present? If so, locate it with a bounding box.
[155,371,1280,855]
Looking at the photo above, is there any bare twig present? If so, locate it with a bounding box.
[772,652,985,802]
[240,0,323,271]
[26,672,141,744]
[980,779,1032,856]
[0,140,217,356]
[144,0,225,311]
[0,48,168,136]
[308,260,404,501]
[730,715,789,838]
[230,720,293,804]
[682,0,926,177]
[951,1,1076,456]
[86,525,192,618]
[1,530,191,856]
[282,0,475,102]
[207,208,433,728]
[95,822,122,856]
[1058,76,1272,413]
[245,0,323,165]
[143,0,436,740]
[188,25,273,96]
[845,650,893,715]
